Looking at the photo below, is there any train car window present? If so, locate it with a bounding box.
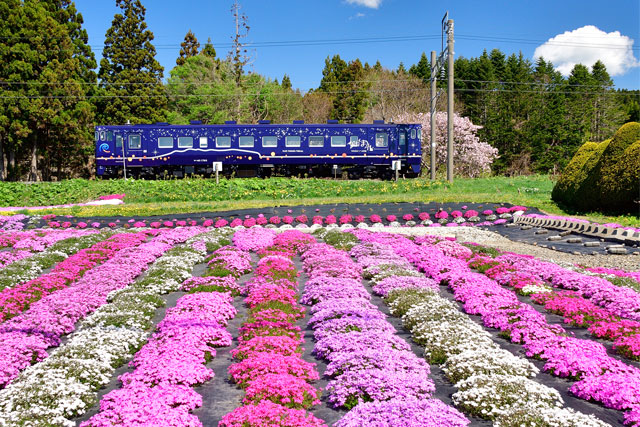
[331,136,346,147]
[116,135,123,148]
[199,137,208,148]
[239,136,254,147]
[350,136,358,146]
[128,135,141,149]
[399,132,406,147]
[375,132,388,148]
[308,136,324,147]
[107,131,114,141]
[285,136,300,147]
[158,137,173,148]
[216,136,231,148]
[178,137,193,148]
[411,129,416,139]
[262,136,277,147]
[100,131,106,141]
[94,131,99,141]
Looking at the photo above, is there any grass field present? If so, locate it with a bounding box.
[1,175,638,227]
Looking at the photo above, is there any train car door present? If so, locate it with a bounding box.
[398,129,408,156]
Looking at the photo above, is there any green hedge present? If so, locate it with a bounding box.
[552,122,640,213]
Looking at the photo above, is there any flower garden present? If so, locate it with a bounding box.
[0,211,638,426]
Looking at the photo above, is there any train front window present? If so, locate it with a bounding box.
[418,129,422,142]
[216,136,231,148]
[95,131,99,141]
[331,136,346,147]
[239,136,254,147]
[262,136,277,147]
[375,132,388,148]
[285,136,300,147]
[128,135,141,149]
[308,136,324,148]
[158,137,173,148]
[178,137,193,148]
[411,129,416,139]
[115,135,122,148]
[106,131,113,141]
[100,131,105,141]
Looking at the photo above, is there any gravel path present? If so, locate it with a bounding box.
[378,226,640,271]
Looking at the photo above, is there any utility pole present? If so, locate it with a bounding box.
[430,50,437,181]
[446,19,454,183]
[430,12,454,182]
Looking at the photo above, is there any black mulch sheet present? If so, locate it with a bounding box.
[21,201,640,255]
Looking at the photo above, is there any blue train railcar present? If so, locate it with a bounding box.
[94,120,422,179]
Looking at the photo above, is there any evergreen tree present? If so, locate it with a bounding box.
[319,55,368,123]
[201,37,216,58]
[98,0,167,125]
[396,62,406,75]
[281,74,292,90]
[409,52,431,84]
[590,60,624,141]
[177,29,199,66]
[0,0,96,181]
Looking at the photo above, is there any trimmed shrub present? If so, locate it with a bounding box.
[552,122,639,213]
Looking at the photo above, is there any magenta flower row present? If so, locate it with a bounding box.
[220,230,326,427]
[81,291,237,427]
[0,227,206,388]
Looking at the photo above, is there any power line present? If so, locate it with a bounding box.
[0,78,630,90]
[0,86,632,100]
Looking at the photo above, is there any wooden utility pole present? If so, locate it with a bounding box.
[430,50,437,181]
[446,19,454,183]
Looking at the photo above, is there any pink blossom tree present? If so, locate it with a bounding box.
[392,112,499,177]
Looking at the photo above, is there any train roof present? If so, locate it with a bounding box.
[96,120,420,129]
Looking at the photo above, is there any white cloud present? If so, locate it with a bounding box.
[349,12,366,20]
[534,25,639,77]
[346,0,382,9]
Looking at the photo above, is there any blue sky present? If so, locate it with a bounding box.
[74,0,640,90]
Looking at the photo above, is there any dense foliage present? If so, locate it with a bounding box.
[0,1,637,181]
[552,122,640,213]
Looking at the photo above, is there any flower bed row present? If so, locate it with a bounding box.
[347,234,609,426]
[83,291,236,426]
[468,253,640,362]
[220,229,326,427]
[490,252,640,322]
[0,214,27,231]
[0,229,230,425]
[0,227,208,389]
[351,229,640,426]
[0,229,114,290]
[0,228,104,271]
[0,231,151,322]
[301,239,469,427]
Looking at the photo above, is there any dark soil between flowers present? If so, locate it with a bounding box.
[437,284,628,426]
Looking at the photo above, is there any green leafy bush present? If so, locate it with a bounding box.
[552,122,639,213]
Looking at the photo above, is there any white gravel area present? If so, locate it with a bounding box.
[377,226,640,271]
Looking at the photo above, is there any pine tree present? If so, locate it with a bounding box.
[201,37,216,58]
[177,29,200,66]
[98,0,167,125]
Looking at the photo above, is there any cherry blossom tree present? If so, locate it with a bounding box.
[392,112,499,177]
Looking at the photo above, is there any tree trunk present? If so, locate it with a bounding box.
[29,137,38,182]
[9,150,15,181]
[0,137,4,181]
